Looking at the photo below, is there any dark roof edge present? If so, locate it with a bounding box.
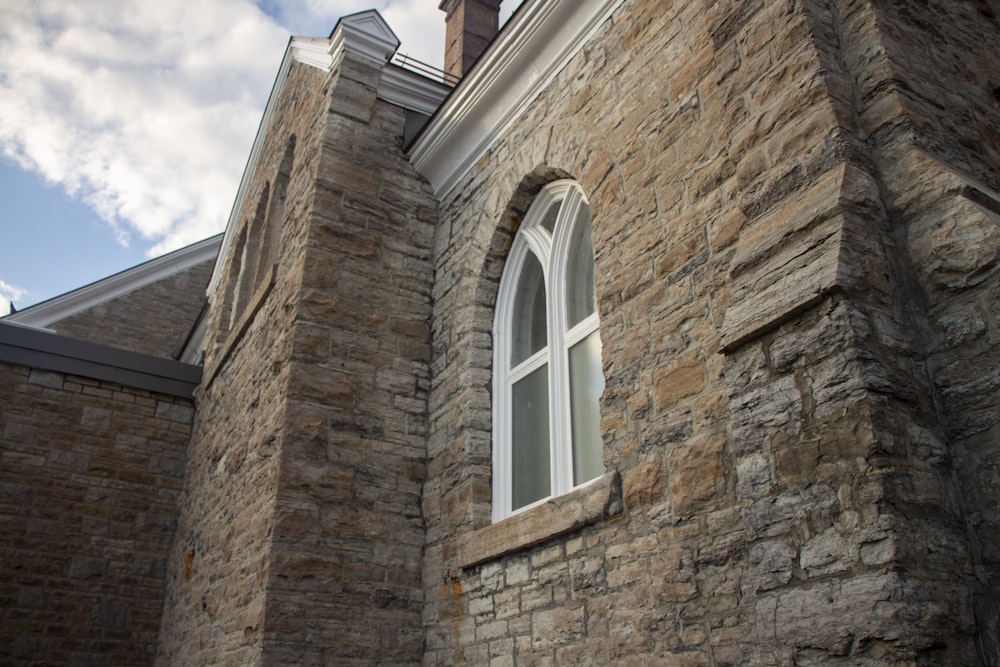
[0,321,202,400]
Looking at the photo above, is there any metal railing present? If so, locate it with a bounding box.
[391,53,460,87]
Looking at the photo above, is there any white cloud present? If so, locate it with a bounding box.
[0,0,523,262]
[0,279,29,315]
[0,0,289,255]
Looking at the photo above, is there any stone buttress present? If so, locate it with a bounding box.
[156,14,439,665]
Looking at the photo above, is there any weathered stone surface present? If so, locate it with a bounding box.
[9,0,997,663]
[419,0,995,663]
[156,57,332,666]
[668,438,725,517]
[159,43,437,665]
[50,257,213,359]
[0,362,191,666]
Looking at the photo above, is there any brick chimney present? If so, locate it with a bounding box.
[440,0,502,78]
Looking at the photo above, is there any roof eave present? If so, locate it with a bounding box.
[408,0,626,198]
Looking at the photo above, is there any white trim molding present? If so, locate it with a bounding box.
[4,234,222,330]
[328,10,400,67]
[380,64,452,116]
[492,180,605,522]
[290,36,336,70]
[208,36,296,298]
[409,0,626,197]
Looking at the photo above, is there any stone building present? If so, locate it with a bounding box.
[2,0,1000,664]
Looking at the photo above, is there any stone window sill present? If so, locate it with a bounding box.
[457,470,623,570]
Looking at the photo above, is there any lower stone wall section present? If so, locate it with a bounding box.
[422,298,979,664]
[0,362,192,666]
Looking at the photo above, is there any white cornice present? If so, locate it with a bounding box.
[329,10,400,66]
[409,0,626,198]
[380,64,451,115]
[4,234,222,329]
[292,36,335,70]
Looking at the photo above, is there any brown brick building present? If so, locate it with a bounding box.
[3,0,1000,664]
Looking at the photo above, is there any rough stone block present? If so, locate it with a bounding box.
[668,438,724,517]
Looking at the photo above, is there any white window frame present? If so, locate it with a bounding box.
[492,180,604,521]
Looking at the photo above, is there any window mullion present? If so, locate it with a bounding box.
[549,204,574,498]
[509,346,549,383]
[565,313,600,348]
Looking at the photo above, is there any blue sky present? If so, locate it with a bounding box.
[0,0,521,313]
[0,160,148,310]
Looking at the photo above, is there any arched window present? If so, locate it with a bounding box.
[256,135,295,286]
[231,183,270,328]
[493,180,605,521]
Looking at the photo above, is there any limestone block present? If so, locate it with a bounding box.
[653,356,706,411]
[799,526,851,576]
[622,459,664,507]
[667,437,724,517]
[722,164,847,353]
[735,452,772,499]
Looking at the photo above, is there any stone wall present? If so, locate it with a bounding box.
[155,55,330,665]
[0,362,192,666]
[421,0,991,663]
[261,53,437,665]
[837,0,1000,660]
[51,258,214,359]
[157,42,438,664]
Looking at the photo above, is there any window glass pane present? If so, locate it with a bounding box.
[512,364,551,510]
[540,201,560,233]
[511,252,547,366]
[565,204,596,327]
[569,331,605,485]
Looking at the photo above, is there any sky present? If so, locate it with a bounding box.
[0,0,522,314]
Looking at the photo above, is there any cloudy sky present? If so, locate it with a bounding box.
[0,0,521,313]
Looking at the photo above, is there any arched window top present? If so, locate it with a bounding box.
[493,180,604,521]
